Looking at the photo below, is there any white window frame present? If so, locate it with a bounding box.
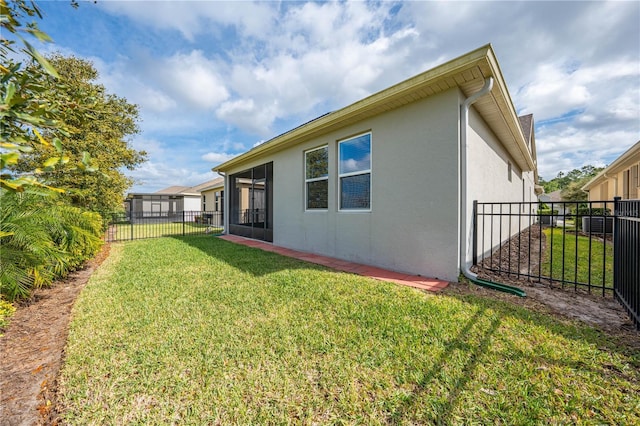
[304,145,329,211]
[338,132,372,212]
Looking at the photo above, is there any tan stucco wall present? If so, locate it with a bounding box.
[586,160,639,202]
[201,187,224,211]
[201,188,215,211]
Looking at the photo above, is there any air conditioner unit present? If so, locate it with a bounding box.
[582,216,613,234]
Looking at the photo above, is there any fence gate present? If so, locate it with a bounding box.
[613,197,640,329]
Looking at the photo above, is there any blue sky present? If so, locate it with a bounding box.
[29,0,640,192]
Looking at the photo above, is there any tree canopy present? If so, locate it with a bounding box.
[1,0,100,193]
[539,165,604,201]
[14,54,147,212]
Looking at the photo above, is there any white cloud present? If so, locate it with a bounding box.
[216,98,279,136]
[201,152,235,164]
[54,0,637,192]
[535,125,638,180]
[99,1,276,41]
[125,161,219,193]
[157,51,229,109]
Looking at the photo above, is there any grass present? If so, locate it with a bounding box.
[541,227,614,290]
[109,221,222,241]
[0,299,16,337]
[59,236,639,424]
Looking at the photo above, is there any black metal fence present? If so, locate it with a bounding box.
[103,211,224,242]
[613,197,639,329]
[473,200,615,296]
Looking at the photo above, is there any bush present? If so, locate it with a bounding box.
[0,190,103,301]
[574,207,611,230]
[0,299,16,334]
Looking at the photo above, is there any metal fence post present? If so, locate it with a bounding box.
[182,211,186,236]
[130,212,134,241]
[472,200,478,265]
[613,196,621,294]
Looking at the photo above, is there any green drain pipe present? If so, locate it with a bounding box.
[469,277,527,298]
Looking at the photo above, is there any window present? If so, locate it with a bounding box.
[305,146,329,209]
[339,133,371,210]
[215,190,224,212]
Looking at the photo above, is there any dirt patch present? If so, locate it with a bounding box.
[470,222,637,341]
[0,244,110,426]
[443,281,639,348]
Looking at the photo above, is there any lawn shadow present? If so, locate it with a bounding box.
[390,305,502,424]
[390,292,639,423]
[444,286,640,353]
[171,234,329,277]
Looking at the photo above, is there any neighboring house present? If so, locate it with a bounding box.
[126,178,222,218]
[539,189,563,203]
[582,141,640,202]
[197,177,224,213]
[537,189,568,226]
[213,44,539,282]
[538,189,569,213]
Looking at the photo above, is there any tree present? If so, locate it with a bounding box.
[15,55,147,212]
[1,0,95,192]
[540,165,604,200]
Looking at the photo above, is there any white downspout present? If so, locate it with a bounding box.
[459,77,494,280]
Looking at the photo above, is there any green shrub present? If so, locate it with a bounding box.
[0,190,103,301]
[0,299,16,335]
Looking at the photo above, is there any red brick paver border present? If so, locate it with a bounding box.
[218,234,448,292]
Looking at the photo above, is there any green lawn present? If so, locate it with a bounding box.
[108,221,222,241]
[59,236,639,424]
[541,227,614,290]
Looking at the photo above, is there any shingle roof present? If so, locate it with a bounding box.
[154,185,191,194]
[189,177,224,192]
[518,114,533,146]
[151,177,224,195]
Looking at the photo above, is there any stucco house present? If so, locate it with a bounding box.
[126,178,223,218]
[197,177,224,213]
[126,186,201,218]
[213,44,539,282]
[582,140,640,202]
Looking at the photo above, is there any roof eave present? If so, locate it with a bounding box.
[214,44,535,174]
[582,140,640,191]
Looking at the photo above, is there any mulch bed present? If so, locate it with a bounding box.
[0,243,110,426]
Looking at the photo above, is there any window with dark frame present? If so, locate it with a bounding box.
[339,133,371,210]
[305,145,329,209]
